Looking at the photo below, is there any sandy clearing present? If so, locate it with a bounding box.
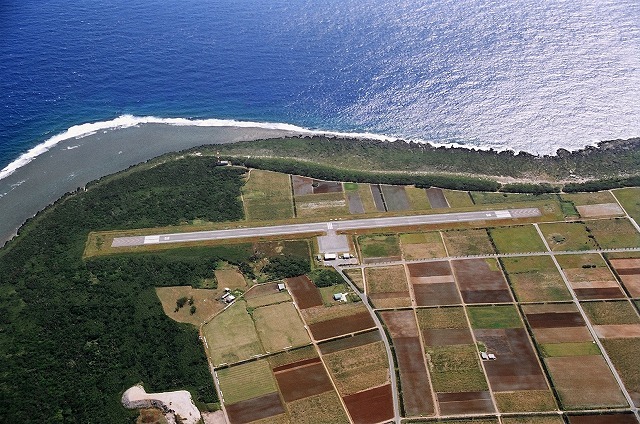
[122,384,201,424]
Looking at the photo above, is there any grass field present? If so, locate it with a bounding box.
[562,191,617,206]
[539,342,601,357]
[405,186,431,210]
[426,344,489,392]
[217,359,278,404]
[443,189,474,207]
[489,225,546,253]
[203,299,264,365]
[613,187,640,222]
[501,417,564,424]
[268,345,318,369]
[538,222,598,251]
[494,390,556,413]
[442,229,495,256]
[582,301,640,325]
[155,286,223,326]
[471,192,556,205]
[319,283,351,305]
[323,341,389,395]
[294,192,349,218]
[365,265,411,308]
[301,302,369,325]
[501,256,571,302]
[416,307,469,330]
[242,169,294,220]
[600,338,640,400]
[468,305,523,329]
[357,234,401,258]
[214,267,247,290]
[399,232,447,260]
[287,391,350,424]
[555,253,607,269]
[253,302,311,351]
[357,184,379,213]
[585,218,640,249]
[246,291,292,308]
[343,268,364,292]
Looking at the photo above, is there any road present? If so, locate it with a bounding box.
[112,207,541,247]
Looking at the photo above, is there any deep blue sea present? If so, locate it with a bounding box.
[1,0,640,241]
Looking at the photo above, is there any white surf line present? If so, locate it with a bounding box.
[112,208,539,247]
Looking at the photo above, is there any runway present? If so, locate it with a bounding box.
[111,208,541,247]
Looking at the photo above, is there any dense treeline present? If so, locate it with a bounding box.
[209,135,640,181]
[0,158,246,422]
[236,157,501,192]
[563,175,640,192]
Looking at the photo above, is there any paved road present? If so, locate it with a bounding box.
[112,207,541,247]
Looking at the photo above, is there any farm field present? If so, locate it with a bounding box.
[442,229,495,256]
[562,191,618,206]
[380,185,411,211]
[488,225,547,253]
[343,268,364,291]
[400,231,447,260]
[452,258,513,303]
[405,186,431,210]
[364,265,411,308]
[613,187,640,222]
[556,254,625,300]
[608,257,640,297]
[585,218,640,249]
[155,286,223,326]
[538,222,598,251]
[443,189,474,207]
[500,256,571,302]
[407,261,461,306]
[242,169,294,220]
[357,234,402,261]
[253,302,311,351]
[216,359,278,404]
[294,192,350,218]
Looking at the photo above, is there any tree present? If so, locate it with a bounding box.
[189,305,197,315]
[176,296,188,309]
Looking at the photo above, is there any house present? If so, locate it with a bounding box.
[333,293,347,302]
[277,283,286,292]
[487,353,496,360]
[324,253,337,261]
[480,352,489,360]
[224,294,236,303]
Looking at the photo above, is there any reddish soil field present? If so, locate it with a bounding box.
[369,291,411,300]
[225,392,285,424]
[532,327,593,344]
[422,328,473,346]
[413,282,462,306]
[274,361,334,402]
[312,179,343,194]
[407,261,452,277]
[291,175,314,196]
[426,188,448,208]
[594,324,640,338]
[245,282,281,299]
[285,275,323,309]
[395,337,435,416]
[526,312,585,328]
[474,328,547,392]
[308,311,376,341]
[616,267,640,275]
[436,391,495,415]
[380,310,419,338]
[272,357,321,373]
[574,287,625,300]
[567,414,639,424]
[611,260,640,296]
[618,275,640,297]
[319,330,381,354]
[343,384,395,424]
[452,259,512,303]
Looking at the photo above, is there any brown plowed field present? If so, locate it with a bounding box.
[545,355,627,408]
[413,282,462,306]
[617,267,640,274]
[574,287,625,300]
[594,324,640,338]
[568,413,639,424]
[225,392,285,424]
[292,175,314,196]
[474,328,547,391]
[369,291,411,299]
[308,311,376,341]
[319,330,381,354]
[532,327,594,344]
[286,275,323,309]
[395,337,435,416]
[274,361,334,402]
[608,259,640,297]
[313,179,343,194]
[245,282,282,299]
[426,188,448,208]
[436,391,494,415]
[422,328,473,346]
[407,261,452,277]
[343,384,395,424]
[380,310,419,338]
[526,312,585,328]
[452,259,512,303]
[272,357,321,373]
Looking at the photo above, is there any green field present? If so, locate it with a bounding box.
[489,225,547,253]
[253,302,311,351]
[494,391,557,413]
[323,341,389,395]
[242,169,294,220]
[582,301,640,325]
[357,234,401,258]
[442,229,495,256]
[443,189,474,207]
[357,184,379,213]
[217,360,278,404]
[600,338,640,400]
[501,256,571,302]
[399,231,447,260]
[246,291,292,308]
[319,283,352,305]
[540,342,601,357]
[613,187,640,222]
[562,191,617,206]
[343,268,365,292]
[585,218,640,249]
[501,416,564,424]
[287,391,350,424]
[426,344,489,392]
[468,305,523,329]
[416,307,469,330]
[471,192,556,205]
[538,222,598,251]
[203,300,264,365]
[405,186,431,210]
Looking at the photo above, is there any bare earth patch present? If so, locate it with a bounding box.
[122,384,201,424]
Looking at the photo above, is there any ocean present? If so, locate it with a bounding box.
[1,0,639,242]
